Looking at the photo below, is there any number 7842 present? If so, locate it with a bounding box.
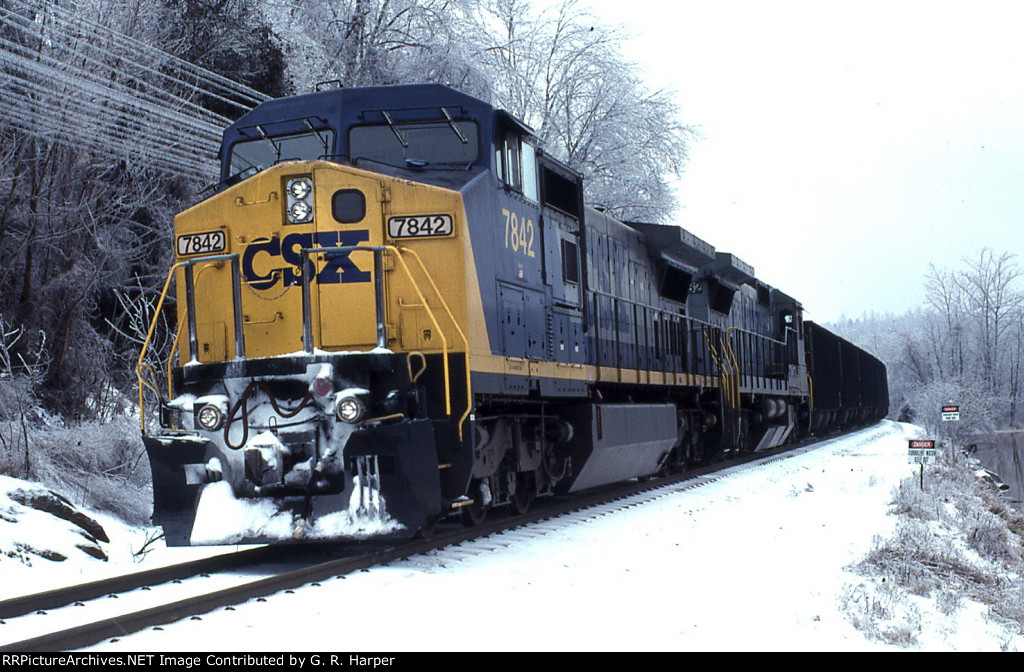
[503,208,536,258]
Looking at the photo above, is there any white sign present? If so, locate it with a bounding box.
[177,230,226,257]
[908,439,936,464]
[387,214,453,238]
[941,405,960,422]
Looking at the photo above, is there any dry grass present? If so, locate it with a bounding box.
[846,447,1024,645]
[1,413,152,525]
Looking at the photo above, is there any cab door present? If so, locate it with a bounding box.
[313,167,385,350]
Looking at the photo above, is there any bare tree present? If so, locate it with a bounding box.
[1011,312,1024,425]
[924,263,966,379]
[0,316,49,475]
[262,0,485,94]
[0,0,242,420]
[834,248,1024,432]
[955,248,1024,393]
[456,0,693,222]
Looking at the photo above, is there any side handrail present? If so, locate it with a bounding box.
[136,260,185,434]
[380,246,452,420]
[725,327,742,410]
[806,372,815,432]
[136,254,245,434]
[398,246,472,442]
[703,327,730,406]
[166,320,185,400]
[718,333,737,410]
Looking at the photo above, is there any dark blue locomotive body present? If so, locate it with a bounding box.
[141,83,888,543]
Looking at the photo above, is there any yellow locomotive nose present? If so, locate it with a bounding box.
[148,156,475,545]
[173,161,469,365]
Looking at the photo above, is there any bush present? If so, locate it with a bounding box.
[839,581,922,647]
[846,441,1024,644]
[29,415,153,525]
[1,409,152,526]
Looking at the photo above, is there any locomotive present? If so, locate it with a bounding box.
[137,83,888,545]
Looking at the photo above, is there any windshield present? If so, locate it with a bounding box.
[228,129,334,176]
[349,120,478,167]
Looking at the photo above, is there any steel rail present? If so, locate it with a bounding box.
[0,546,284,622]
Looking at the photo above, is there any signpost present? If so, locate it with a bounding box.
[908,439,936,489]
[941,405,960,422]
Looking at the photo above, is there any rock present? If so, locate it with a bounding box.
[76,528,98,545]
[8,488,110,543]
[15,542,66,562]
[75,544,108,561]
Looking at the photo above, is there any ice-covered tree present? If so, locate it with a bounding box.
[0,0,271,420]
[261,0,488,96]
[831,248,1024,432]
[457,0,692,222]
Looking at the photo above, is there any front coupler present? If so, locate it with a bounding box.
[145,417,442,546]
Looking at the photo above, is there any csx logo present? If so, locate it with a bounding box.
[242,231,371,290]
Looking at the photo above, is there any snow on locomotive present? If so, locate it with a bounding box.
[137,84,888,545]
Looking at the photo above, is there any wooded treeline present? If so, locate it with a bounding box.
[830,248,1024,441]
[0,0,693,454]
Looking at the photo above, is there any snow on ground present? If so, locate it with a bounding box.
[0,476,236,601]
[3,420,1022,651]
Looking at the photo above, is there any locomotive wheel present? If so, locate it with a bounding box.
[414,515,438,540]
[461,497,488,526]
[511,474,533,515]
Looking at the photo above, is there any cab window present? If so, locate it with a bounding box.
[521,142,538,202]
[501,130,521,190]
[497,129,538,202]
[349,120,478,167]
[229,129,334,177]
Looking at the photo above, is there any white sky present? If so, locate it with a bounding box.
[584,0,1024,322]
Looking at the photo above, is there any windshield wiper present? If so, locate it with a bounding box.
[303,119,330,159]
[202,165,259,194]
[256,125,281,161]
[352,156,472,173]
[381,110,408,148]
[441,107,468,145]
[351,155,404,171]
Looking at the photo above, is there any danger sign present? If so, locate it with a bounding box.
[908,439,936,464]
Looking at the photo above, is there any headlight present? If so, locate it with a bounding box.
[288,178,312,200]
[286,177,314,224]
[196,403,225,431]
[288,200,313,223]
[335,395,367,424]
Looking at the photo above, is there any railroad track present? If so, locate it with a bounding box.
[0,425,887,652]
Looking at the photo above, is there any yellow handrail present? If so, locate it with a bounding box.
[376,246,451,418]
[136,261,187,433]
[166,320,184,400]
[396,246,472,441]
[725,327,742,410]
[138,246,468,442]
[703,327,722,396]
[704,327,735,409]
[720,334,736,410]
